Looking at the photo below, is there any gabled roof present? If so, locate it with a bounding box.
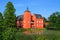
[16,15,23,21]
[34,14,42,18]
[16,14,42,21]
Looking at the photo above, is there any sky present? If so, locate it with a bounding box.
[0,0,60,18]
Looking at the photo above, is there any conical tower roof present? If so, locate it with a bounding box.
[24,7,30,12]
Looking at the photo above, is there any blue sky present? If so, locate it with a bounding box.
[0,0,60,18]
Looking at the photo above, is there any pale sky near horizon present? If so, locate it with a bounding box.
[0,0,60,18]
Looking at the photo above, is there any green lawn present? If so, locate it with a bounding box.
[44,30,60,40]
[14,28,60,40]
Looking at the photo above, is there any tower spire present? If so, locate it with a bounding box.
[25,7,30,12]
[26,7,29,11]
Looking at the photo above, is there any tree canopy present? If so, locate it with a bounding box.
[4,2,16,27]
[48,12,60,29]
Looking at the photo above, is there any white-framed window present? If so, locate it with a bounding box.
[37,20,39,23]
[37,24,39,26]
[39,21,41,23]
[41,20,43,23]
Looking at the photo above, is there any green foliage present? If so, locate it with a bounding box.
[0,12,3,31]
[0,12,3,26]
[43,17,47,22]
[0,2,16,40]
[2,27,16,40]
[18,28,26,32]
[44,30,60,40]
[15,33,42,40]
[47,12,60,29]
[36,35,44,40]
[4,2,16,27]
[0,12,3,40]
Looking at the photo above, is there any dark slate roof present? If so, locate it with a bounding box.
[24,9,30,12]
[16,14,42,21]
[16,15,23,21]
[34,14,42,18]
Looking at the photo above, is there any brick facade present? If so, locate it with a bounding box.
[17,9,44,29]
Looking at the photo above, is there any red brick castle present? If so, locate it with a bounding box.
[16,8,44,29]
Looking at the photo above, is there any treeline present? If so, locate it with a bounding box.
[46,12,60,30]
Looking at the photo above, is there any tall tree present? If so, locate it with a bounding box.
[4,2,16,27]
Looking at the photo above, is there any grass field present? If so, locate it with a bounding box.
[44,29,60,40]
[15,28,60,40]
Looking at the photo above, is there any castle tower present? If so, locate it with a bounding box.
[23,8,31,28]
